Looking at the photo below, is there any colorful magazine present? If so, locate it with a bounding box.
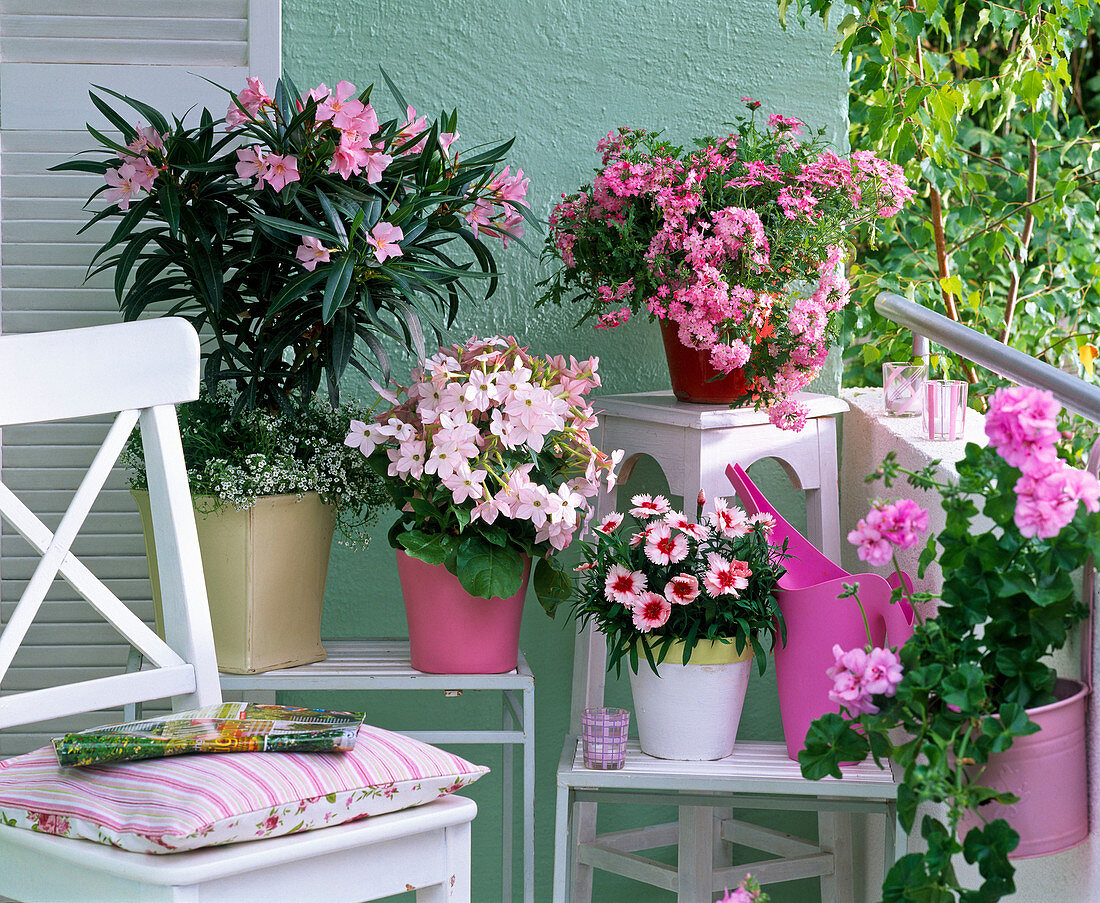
[53,703,365,767]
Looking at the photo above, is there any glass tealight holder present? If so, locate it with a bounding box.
[923,379,968,441]
[882,362,927,417]
[581,707,630,770]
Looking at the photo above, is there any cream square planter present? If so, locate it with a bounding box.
[134,491,336,673]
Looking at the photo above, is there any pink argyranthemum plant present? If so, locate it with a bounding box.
[569,491,786,675]
[350,336,619,608]
[539,105,914,431]
[800,385,1100,902]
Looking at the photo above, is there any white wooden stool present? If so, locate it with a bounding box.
[560,390,874,903]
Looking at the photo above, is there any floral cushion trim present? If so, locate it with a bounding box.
[0,723,487,854]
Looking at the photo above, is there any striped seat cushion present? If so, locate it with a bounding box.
[0,723,487,853]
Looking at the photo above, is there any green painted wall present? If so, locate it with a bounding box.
[281,2,847,900]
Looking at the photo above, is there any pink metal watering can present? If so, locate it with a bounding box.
[726,464,916,760]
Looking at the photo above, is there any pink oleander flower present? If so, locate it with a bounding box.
[366,221,404,263]
[1013,459,1100,538]
[664,573,700,604]
[703,552,752,597]
[295,236,332,271]
[396,105,429,153]
[595,512,624,535]
[631,591,672,631]
[827,643,902,716]
[261,154,300,192]
[315,80,360,124]
[226,76,272,128]
[644,523,690,565]
[985,385,1062,473]
[103,163,139,210]
[235,146,267,181]
[438,131,460,155]
[605,564,647,605]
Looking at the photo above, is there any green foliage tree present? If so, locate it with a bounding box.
[780,0,1100,393]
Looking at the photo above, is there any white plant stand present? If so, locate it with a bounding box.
[219,639,535,903]
[559,389,903,902]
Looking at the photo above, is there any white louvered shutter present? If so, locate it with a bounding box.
[0,0,280,754]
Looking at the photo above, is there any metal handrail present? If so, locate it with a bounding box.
[875,291,1100,424]
[875,290,1100,688]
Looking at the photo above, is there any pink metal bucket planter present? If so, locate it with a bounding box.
[726,464,915,760]
[396,550,530,674]
[963,678,1089,858]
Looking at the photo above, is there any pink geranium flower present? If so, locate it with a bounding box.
[849,498,929,565]
[644,523,689,565]
[703,553,752,597]
[604,564,646,605]
[295,236,331,271]
[631,591,672,631]
[985,385,1062,473]
[261,154,300,192]
[367,221,404,263]
[827,643,903,716]
[1014,459,1100,538]
[664,573,700,604]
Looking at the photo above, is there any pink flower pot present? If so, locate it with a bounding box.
[396,550,530,674]
[962,678,1089,859]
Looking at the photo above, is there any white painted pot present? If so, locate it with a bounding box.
[628,639,754,760]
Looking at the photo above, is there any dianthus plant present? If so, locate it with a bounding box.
[56,73,530,413]
[539,102,913,430]
[801,386,1100,903]
[347,336,619,606]
[569,491,787,676]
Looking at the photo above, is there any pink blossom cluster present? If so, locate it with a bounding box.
[102,124,166,210]
[984,386,1100,538]
[547,116,913,431]
[848,498,930,568]
[346,337,618,552]
[827,643,904,715]
[464,165,531,248]
[594,494,773,632]
[719,875,768,903]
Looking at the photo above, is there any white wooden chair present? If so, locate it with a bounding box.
[0,318,475,903]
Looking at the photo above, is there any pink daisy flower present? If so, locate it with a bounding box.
[664,573,700,604]
[630,493,672,517]
[631,591,672,631]
[644,523,690,565]
[703,553,753,597]
[604,564,646,605]
[595,512,624,535]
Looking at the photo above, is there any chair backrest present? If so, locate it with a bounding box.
[0,318,221,731]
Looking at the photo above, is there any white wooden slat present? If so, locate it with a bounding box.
[2,0,280,745]
[2,38,246,67]
[13,644,131,667]
[2,1,248,17]
[5,16,248,42]
[0,664,196,729]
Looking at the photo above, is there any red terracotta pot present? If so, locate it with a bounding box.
[658,319,770,404]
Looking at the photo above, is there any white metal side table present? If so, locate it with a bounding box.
[218,639,535,903]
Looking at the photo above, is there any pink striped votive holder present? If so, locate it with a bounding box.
[923,379,968,441]
[882,362,926,416]
[582,707,630,770]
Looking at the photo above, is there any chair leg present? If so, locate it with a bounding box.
[553,785,573,903]
[713,806,734,871]
[678,806,714,903]
[416,821,472,903]
[571,800,597,902]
